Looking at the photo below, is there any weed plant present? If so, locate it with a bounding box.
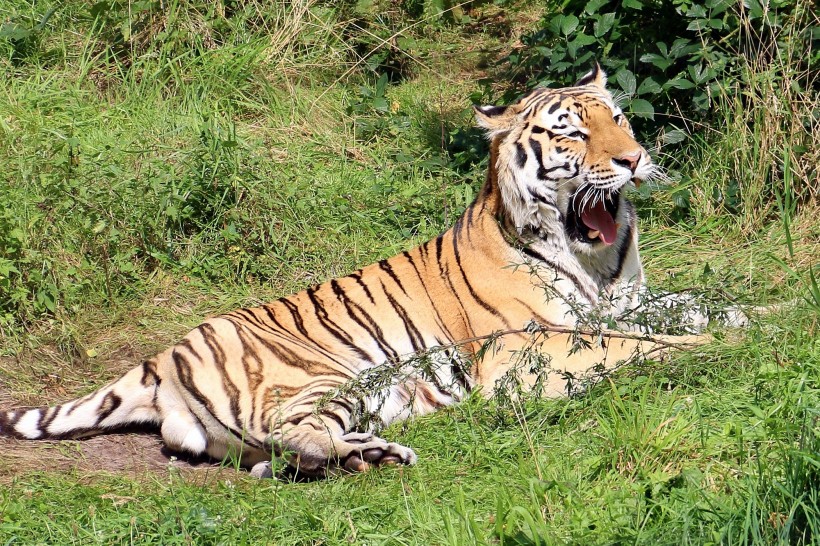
[0,0,818,544]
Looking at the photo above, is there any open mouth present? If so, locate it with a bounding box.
[565,185,625,246]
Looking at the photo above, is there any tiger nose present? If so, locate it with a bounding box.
[613,152,642,173]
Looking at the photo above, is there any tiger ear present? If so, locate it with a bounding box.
[473,104,517,136]
[575,62,607,88]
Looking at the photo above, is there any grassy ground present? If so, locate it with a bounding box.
[1,0,819,544]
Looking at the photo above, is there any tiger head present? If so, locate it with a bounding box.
[474,66,658,255]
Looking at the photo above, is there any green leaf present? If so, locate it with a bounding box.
[669,38,697,58]
[637,77,662,95]
[568,33,597,57]
[0,259,19,277]
[584,0,610,14]
[372,97,388,112]
[661,128,687,144]
[37,289,56,313]
[664,77,695,90]
[628,98,654,119]
[708,18,725,29]
[622,0,643,9]
[548,15,565,35]
[0,23,31,41]
[396,36,416,50]
[615,69,637,95]
[686,4,707,17]
[640,53,672,71]
[375,73,388,96]
[560,15,580,36]
[688,64,706,83]
[746,0,764,19]
[594,13,616,37]
[686,19,708,31]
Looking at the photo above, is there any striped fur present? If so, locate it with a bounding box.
[0,69,707,477]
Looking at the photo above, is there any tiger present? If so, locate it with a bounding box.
[0,66,725,478]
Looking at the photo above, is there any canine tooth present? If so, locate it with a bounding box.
[588,230,600,239]
[633,178,642,188]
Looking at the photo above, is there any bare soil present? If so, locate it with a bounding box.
[0,432,226,483]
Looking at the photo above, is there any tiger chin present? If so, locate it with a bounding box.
[0,66,733,479]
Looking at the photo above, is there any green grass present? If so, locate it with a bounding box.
[1,0,819,544]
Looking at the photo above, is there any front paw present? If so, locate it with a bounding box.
[339,437,417,473]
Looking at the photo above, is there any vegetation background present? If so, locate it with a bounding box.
[0,0,818,543]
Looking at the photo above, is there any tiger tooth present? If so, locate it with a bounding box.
[633,178,642,188]
[588,230,600,239]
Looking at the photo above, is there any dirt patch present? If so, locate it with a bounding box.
[0,432,233,483]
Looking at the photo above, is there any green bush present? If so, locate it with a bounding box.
[496,0,818,137]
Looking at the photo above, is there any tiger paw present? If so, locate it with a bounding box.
[249,461,274,479]
[338,434,417,473]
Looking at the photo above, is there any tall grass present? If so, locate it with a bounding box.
[0,0,360,341]
[683,0,819,231]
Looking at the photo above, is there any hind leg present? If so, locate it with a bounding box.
[160,408,208,455]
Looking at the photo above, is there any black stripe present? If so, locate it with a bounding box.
[529,137,550,180]
[332,398,355,413]
[95,392,123,426]
[513,297,561,328]
[65,391,96,416]
[515,142,527,168]
[233,325,265,391]
[172,349,264,449]
[481,173,494,198]
[381,281,425,352]
[199,323,244,430]
[259,305,336,359]
[402,250,453,339]
[247,322,346,376]
[141,360,161,387]
[519,245,597,302]
[230,308,278,336]
[527,186,556,206]
[350,271,377,305]
[281,298,311,339]
[450,356,472,393]
[282,410,314,426]
[306,287,372,362]
[177,338,202,361]
[378,259,408,296]
[331,279,400,361]
[259,304,347,364]
[37,405,59,437]
[610,219,633,283]
[451,221,509,325]
[544,162,570,174]
[172,350,203,408]
[322,410,347,430]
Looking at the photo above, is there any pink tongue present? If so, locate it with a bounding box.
[581,201,617,245]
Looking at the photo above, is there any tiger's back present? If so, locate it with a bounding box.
[1,67,710,478]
